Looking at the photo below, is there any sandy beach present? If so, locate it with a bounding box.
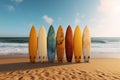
[0,57,120,80]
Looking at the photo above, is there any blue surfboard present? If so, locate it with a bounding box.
[47,25,56,62]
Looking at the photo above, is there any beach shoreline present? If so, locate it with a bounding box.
[0,56,120,80]
[1,51,120,59]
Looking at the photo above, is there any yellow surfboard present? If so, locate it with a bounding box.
[73,25,82,63]
[56,25,65,62]
[29,25,37,63]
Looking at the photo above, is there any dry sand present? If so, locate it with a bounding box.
[0,57,120,80]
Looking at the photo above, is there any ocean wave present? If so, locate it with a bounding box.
[0,43,28,47]
[0,47,28,55]
[0,37,120,55]
[0,42,28,55]
[91,37,120,44]
[0,37,28,43]
[91,40,106,43]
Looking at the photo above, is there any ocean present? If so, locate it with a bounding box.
[0,37,120,58]
[91,37,120,58]
[0,37,28,55]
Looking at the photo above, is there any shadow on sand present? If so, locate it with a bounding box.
[0,61,84,72]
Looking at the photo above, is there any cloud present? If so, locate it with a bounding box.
[5,0,23,11]
[43,15,53,24]
[74,12,82,25]
[89,18,96,22]
[11,0,23,3]
[58,17,62,20]
[75,18,80,25]
[76,12,84,18]
[91,0,120,37]
[6,5,15,11]
[76,12,80,16]
[24,23,33,27]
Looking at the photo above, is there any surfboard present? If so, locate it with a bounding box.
[65,25,73,62]
[29,25,37,63]
[82,25,91,63]
[38,25,47,62]
[73,25,82,63]
[56,25,65,62]
[47,25,56,62]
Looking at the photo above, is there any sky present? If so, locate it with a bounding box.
[0,0,120,37]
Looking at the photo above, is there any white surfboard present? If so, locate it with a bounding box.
[82,25,91,63]
[38,25,47,62]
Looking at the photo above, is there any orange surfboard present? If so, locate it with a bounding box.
[56,25,65,62]
[29,26,37,63]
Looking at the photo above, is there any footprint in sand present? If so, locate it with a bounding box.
[95,70,112,80]
[40,71,51,78]
[58,71,62,75]
[44,72,50,77]
[18,75,35,80]
[18,76,23,80]
[26,70,30,73]
[71,75,77,79]
[112,76,120,79]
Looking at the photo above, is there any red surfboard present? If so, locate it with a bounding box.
[65,25,73,62]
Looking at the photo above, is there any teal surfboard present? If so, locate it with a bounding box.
[47,25,56,62]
